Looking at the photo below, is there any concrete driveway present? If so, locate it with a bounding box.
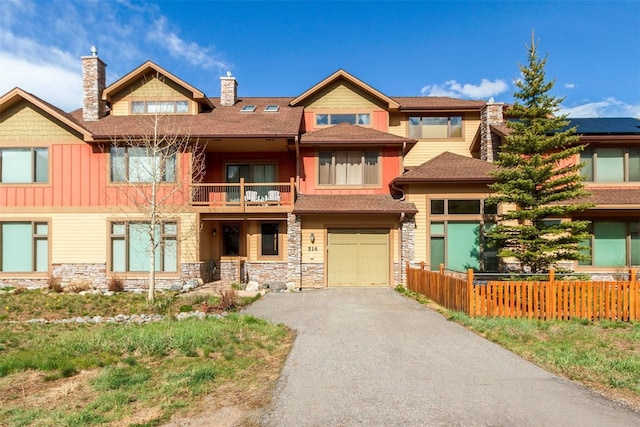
[244,288,640,427]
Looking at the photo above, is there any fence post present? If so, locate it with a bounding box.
[439,263,444,274]
[631,269,637,282]
[467,269,474,317]
[549,268,555,283]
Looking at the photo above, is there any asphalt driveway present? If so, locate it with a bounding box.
[244,288,640,427]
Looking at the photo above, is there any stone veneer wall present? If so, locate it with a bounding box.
[0,262,205,291]
[301,263,324,288]
[480,102,504,162]
[400,215,416,284]
[81,52,107,121]
[219,259,244,283]
[245,262,288,284]
[286,213,302,286]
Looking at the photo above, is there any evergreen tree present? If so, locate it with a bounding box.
[487,35,594,273]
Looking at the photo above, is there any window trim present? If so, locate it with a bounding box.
[258,221,283,260]
[0,220,50,275]
[109,145,177,184]
[314,112,372,127]
[0,147,49,185]
[316,150,380,187]
[408,115,463,139]
[429,198,495,216]
[109,220,179,274]
[130,100,190,114]
[580,147,640,183]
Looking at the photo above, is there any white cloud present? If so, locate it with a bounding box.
[421,79,508,99]
[147,17,229,72]
[564,83,576,89]
[559,97,640,118]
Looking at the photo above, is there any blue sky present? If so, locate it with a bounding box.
[1,0,639,117]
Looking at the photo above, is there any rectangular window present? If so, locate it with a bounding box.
[581,221,639,267]
[131,100,190,114]
[430,221,495,272]
[110,221,177,273]
[580,147,640,183]
[430,199,486,215]
[408,116,462,138]
[110,146,176,183]
[261,223,279,256]
[0,221,48,272]
[315,113,370,126]
[0,148,48,183]
[318,151,379,186]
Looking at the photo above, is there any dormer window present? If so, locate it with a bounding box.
[316,113,370,126]
[131,100,189,114]
[240,105,256,112]
[264,105,279,112]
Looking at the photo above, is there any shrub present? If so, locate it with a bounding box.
[68,282,90,293]
[48,276,63,293]
[108,276,125,293]
[215,289,238,311]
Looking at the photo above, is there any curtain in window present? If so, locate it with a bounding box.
[1,149,31,183]
[2,223,32,272]
[596,148,624,182]
[593,222,626,266]
[631,222,640,266]
[629,149,640,181]
[363,152,378,184]
[446,222,481,272]
[318,152,333,185]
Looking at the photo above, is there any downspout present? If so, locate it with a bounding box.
[294,134,303,291]
[398,212,405,285]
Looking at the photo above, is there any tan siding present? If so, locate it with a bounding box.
[50,213,108,263]
[305,81,386,110]
[178,213,199,263]
[0,102,82,141]
[407,191,427,263]
[111,76,195,116]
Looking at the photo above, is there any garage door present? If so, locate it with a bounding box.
[327,229,389,287]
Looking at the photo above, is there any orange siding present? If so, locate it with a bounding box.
[300,147,402,195]
[1,143,192,207]
[372,111,388,132]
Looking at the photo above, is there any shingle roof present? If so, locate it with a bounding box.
[393,97,486,110]
[300,123,416,144]
[293,194,417,214]
[581,188,640,206]
[70,98,303,139]
[393,152,497,184]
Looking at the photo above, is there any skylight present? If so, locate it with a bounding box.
[264,105,279,112]
[240,105,256,112]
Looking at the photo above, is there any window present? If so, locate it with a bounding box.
[318,151,379,185]
[131,100,189,114]
[240,105,256,112]
[111,221,177,272]
[0,148,48,183]
[260,223,279,256]
[315,113,370,126]
[0,221,48,272]
[580,147,640,182]
[222,224,241,256]
[110,146,176,183]
[408,116,462,138]
[579,221,640,267]
[430,199,492,215]
[430,221,497,272]
[264,105,279,112]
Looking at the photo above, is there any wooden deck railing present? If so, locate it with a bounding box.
[190,178,295,211]
[406,262,639,322]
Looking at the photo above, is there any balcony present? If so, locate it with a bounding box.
[190,178,295,212]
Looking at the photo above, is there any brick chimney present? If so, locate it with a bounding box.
[82,46,107,121]
[480,98,504,162]
[220,71,237,106]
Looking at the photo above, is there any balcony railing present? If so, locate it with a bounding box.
[190,178,295,211]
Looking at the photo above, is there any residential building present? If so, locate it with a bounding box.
[0,50,637,290]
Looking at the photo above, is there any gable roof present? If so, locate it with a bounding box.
[72,97,303,139]
[300,122,416,145]
[290,69,400,110]
[393,96,486,111]
[393,151,497,184]
[294,194,417,214]
[0,87,94,140]
[102,61,213,109]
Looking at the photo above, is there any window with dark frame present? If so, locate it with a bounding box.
[110,146,176,183]
[0,221,48,273]
[261,223,279,256]
[580,147,640,183]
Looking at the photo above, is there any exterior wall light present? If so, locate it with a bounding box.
[310,233,315,243]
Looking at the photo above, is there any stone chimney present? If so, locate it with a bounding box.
[480,98,504,162]
[82,46,107,121]
[220,71,237,106]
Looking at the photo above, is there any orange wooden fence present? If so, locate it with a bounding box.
[405,262,639,322]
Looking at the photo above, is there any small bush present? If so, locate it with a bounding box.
[48,276,63,293]
[108,276,125,293]
[68,282,90,293]
[215,289,238,311]
[179,304,194,313]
